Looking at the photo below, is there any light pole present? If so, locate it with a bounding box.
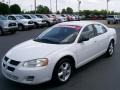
[107,0,109,16]
[50,0,52,12]
[77,0,81,13]
[34,0,36,14]
[8,0,10,7]
[56,0,57,13]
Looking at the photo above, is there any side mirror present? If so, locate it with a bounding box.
[78,34,89,43]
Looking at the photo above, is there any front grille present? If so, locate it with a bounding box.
[8,23,16,27]
[4,56,9,62]
[7,66,15,72]
[3,56,21,72]
[9,60,20,66]
[28,21,33,24]
[42,20,46,22]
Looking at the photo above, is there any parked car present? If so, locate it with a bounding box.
[52,14,67,23]
[22,14,46,28]
[1,21,117,85]
[0,15,17,35]
[35,14,54,27]
[107,15,120,24]
[45,14,58,25]
[7,15,34,31]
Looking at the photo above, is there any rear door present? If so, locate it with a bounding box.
[93,24,109,53]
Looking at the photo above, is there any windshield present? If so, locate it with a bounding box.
[108,16,114,18]
[23,15,31,19]
[16,15,25,20]
[0,15,7,20]
[34,25,81,44]
[30,15,37,18]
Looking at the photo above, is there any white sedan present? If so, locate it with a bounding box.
[1,21,117,85]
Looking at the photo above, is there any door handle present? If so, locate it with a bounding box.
[94,41,97,43]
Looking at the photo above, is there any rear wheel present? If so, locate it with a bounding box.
[106,41,114,57]
[10,30,16,34]
[108,21,110,24]
[0,28,4,36]
[52,58,74,84]
[18,24,24,31]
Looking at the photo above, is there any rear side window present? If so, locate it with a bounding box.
[94,24,107,35]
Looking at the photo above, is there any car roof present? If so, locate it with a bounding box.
[57,21,102,27]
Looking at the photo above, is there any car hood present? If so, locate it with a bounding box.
[19,19,31,22]
[6,40,68,62]
[1,20,16,24]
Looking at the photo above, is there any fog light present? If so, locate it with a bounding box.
[25,76,34,81]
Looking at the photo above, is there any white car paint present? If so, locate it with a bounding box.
[1,21,117,85]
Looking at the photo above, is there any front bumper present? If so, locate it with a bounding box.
[24,24,35,29]
[1,62,51,85]
[3,26,18,32]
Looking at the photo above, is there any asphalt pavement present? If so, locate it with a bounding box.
[0,25,120,90]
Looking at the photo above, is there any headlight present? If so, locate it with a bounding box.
[3,22,8,26]
[23,58,48,68]
[23,21,28,24]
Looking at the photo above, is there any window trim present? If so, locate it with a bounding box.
[77,24,96,43]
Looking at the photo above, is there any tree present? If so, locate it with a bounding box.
[61,9,66,14]
[37,5,50,14]
[10,4,21,14]
[43,6,50,14]
[66,7,73,14]
[56,11,60,14]
[0,2,9,14]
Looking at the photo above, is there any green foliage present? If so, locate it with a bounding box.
[56,11,60,14]
[66,7,73,14]
[36,5,50,14]
[61,9,66,14]
[10,4,21,14]
[0,2,10,14]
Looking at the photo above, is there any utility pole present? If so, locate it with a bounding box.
[34,0,36,14]
[50,0,52,12]
[8,0,10,7]
[107,0,110,16]
[56,0,57,13]
[77,0,81,14]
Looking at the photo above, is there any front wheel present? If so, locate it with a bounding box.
[106,41,114,57]
[52,59,73,84]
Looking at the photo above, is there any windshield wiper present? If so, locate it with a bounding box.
[34,38,60,44]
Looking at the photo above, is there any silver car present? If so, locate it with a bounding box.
[107,15,120,24]
[22,14,46,28]
[7,15,34,31]
[0,15,17,35]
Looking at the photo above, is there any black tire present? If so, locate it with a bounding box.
[106,41,114,57]
[108,21,110,24]
[46,21,50,27]
[52,58,74,84]
[0,28,4,36]
[10,30,16,34]
[18,24,24,31]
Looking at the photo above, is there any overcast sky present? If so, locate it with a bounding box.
[1,0,120,12]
